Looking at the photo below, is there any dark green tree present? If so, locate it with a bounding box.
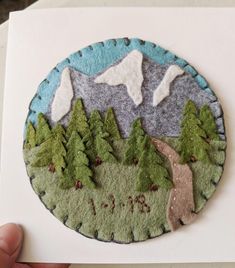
[89,110,116,163]
[60,131,95,189]
[36,113,51,145]
[136,135,172,192]
[199,105,219,140]
[179,100,210,163]
[66,98,90,139]
[32,124,66,175]
[104,107,121,140]
[123,118,145,165]
[24,121,36,149]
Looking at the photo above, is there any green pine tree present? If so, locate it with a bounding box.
[60,131,95,189]
[32,124,66,175]
[82,131,96,162]
[123,118,145,165]
[179,100,210,163]
[136,135,172,192]
[52,124,67,174]
[104,107,121,140]
[89,110,116,163]
[199,105,219,140]
[24,121,36,149]
[36,113,51,145]
[66,98,90,139]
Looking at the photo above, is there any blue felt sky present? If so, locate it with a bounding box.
[27,38,213,125]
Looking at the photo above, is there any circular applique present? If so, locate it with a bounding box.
[24,38,226,243]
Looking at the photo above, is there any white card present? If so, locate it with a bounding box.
[0,7,235,264]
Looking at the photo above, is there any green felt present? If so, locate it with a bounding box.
[199,105,220,140]
[24,121,36,149]
[104,108,121,140]
[65,99,95,161]
[89,110,105,135]
[24,139,170,243]
[66,98,90,139]
[89,110,117,163]
[61,131,95,189]
[35,113,51,145]
[82,132,96,162]
[137,136,172,192]
[32,124,66,175]
[179,100,210,164]
[24,137,226,242]
[123,118,145,165]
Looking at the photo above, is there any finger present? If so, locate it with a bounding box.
[29,264,70,268]
[13,263,69,268]
[0,223,23,267]
[13,264,31,268]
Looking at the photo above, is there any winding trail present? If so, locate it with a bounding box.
[152,138,196,231]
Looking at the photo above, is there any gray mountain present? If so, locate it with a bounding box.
[47,56,225,139]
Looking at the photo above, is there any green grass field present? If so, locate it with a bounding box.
[24,137,226,243]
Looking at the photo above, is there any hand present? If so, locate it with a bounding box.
[0,223,70,268]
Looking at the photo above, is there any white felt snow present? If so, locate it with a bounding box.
[153,65,184,106]
[95,50,144,106]
[51,67,74,122]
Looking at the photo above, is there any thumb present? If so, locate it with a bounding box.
[0,223,23,268]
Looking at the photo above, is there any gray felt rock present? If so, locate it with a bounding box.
[216,118,225,134]
[47,56,224,139]
[210,102,222,118]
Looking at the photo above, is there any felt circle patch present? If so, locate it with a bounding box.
[24,38,226,243]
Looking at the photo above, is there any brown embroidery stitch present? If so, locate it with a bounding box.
[108,194,115,214]
[135,194,151,213]
[128,196,134,213]
[89,198,96,216]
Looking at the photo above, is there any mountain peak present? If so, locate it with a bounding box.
[95,50,144,106]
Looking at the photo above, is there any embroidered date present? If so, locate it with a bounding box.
[88,194,151,215]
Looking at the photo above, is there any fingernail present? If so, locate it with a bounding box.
[0,223,23,255]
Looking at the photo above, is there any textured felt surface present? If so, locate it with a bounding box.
[24,139,171,243]
[123,118,146,165]
[47,56,224,139]
[104,108,121,141]
[179,100,210,164]
[152,64,184,106]
[23,38,227,243]
[26,38,223,135]
[89,110,117,163]
[24,121,36,149]
[95,50,144,106]
[152,139,195,231]
[35,113,51,145]
[60,131,95,189]
[66,98,90,139]
[162,137,226,213]
[136,136,172,192]
[199,104,220,140]
[51,67,74,122]
[32,124,66,175]
[24,137,226,242]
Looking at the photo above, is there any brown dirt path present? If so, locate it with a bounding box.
[152,138,196,231]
